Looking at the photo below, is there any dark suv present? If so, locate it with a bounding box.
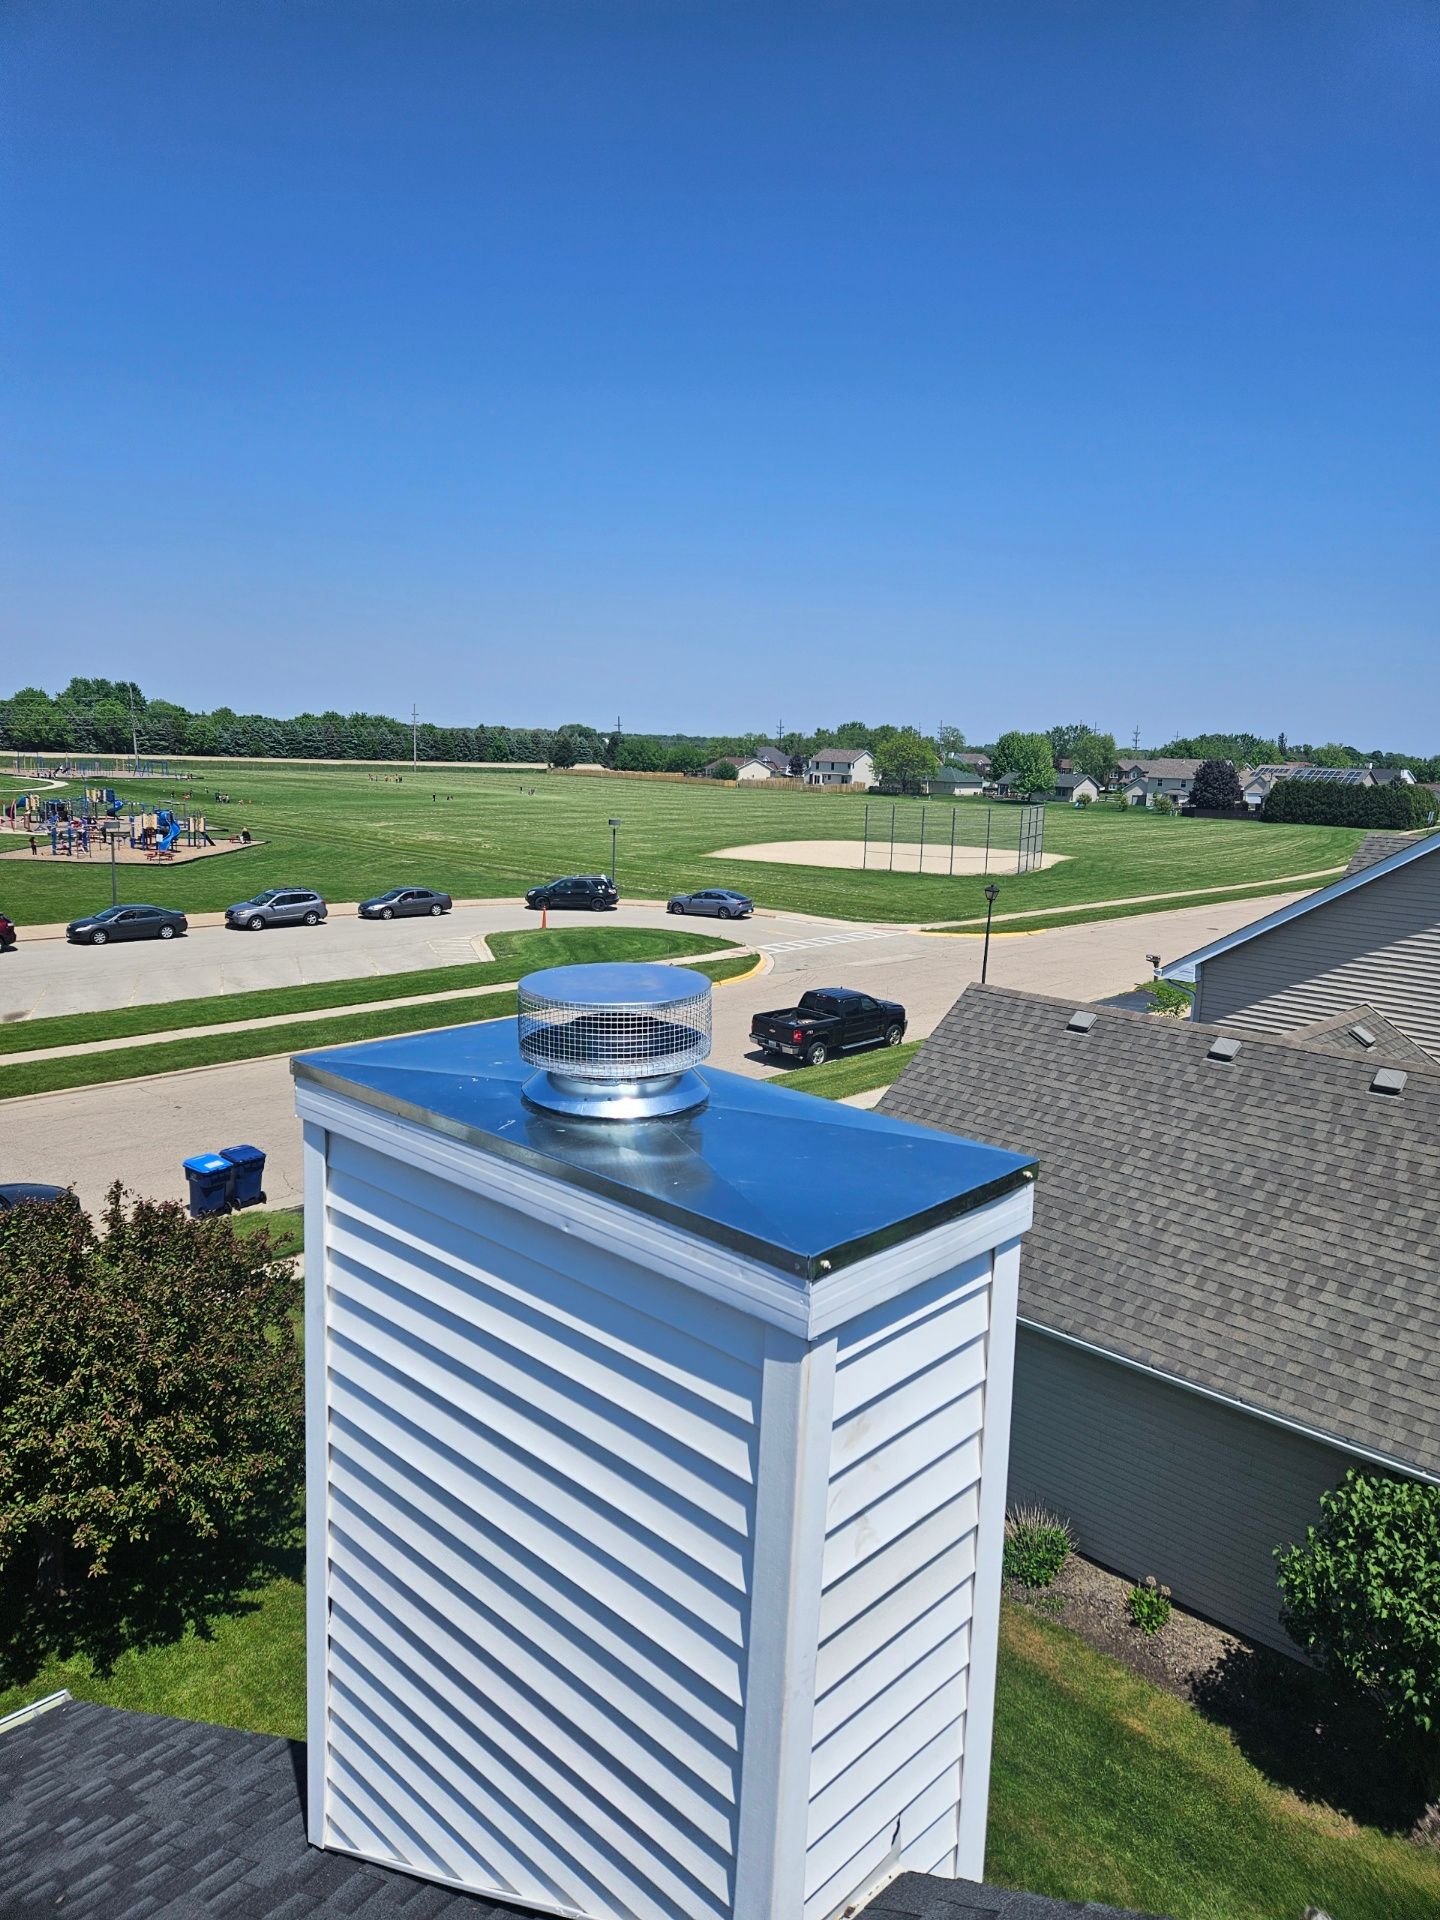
[225,888,328,931]
[525,875,619,912]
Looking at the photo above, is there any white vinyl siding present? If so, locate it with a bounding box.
[316,1136,763,1920]
[803,1258,997,1917]
[1194,848,1440,1060]
[1007,1330,1351,1652]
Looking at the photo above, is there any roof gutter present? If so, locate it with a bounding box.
[1019,1318,1439,1487]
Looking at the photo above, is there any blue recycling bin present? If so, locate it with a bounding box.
[183,1153,233,1218]
[220,1143,267,1208]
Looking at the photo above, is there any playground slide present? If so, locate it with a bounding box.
[157,818,182,853]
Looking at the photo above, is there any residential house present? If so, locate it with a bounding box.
[702,755,774,782]
[1117,758,1205,807]
[1163,829,1440,1061]
[882,984,1440,1650]
[953,749,992,773]
[1052,770,1101,805]
[749,743,793,776]
[805,746,876,788]
[921,762,987,796]
[1244,763,1415,809]
[996,769,1098,804]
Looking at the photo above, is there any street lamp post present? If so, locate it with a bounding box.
[981,882,999,984]
[609,817,621,890]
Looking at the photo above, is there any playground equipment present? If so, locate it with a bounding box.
[155,809,182,855]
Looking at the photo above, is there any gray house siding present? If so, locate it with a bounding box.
[1194,847,1440,1061]
[1007,1330,1352,1652]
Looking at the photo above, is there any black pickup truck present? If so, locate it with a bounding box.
[750,987,907,1068]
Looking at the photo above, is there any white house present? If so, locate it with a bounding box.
[805,747,875,789]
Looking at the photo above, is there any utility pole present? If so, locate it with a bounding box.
[1131,724,1141,754]
[412,704,419,771]
[128,685,140,775]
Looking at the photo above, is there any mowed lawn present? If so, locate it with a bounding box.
[0,765,1362,927]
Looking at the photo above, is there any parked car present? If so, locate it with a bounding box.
[65,904,188,946]
[0,1182,78,1210]
[667,888,754,919]
[359,886,453,920]
[524,875,618,912]
[750,987,907,1068]
[225,888,328,931]
[0,912,15,950]
[0,1175,78,1205]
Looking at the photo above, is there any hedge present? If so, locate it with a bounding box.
[1260,781,1439,830]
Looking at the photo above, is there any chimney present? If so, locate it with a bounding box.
[293,964,1035,1920]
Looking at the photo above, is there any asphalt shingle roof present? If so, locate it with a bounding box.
[0,1702,1162,1920]
[1278,1003,1435,1068]
[1345,830,1423,875]
[880,985,1440,1480]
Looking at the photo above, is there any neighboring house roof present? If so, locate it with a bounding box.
[1276,1003,1436,1069]
[1345,830,1423,876]
[1119,759,1203,781]
[702,755,761,775]
[1161,830,1440,984]
[810,746,872,764]
[881,984,1440,1481]
[1255,764,1372,786]
[752,744,790,772]
[1371,767,1415,785]
[1052,771,1098,793]
[0,1701,1163,1920]
[953,751,992,769]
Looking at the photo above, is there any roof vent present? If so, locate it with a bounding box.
[1208,1036,1242,1062]
[1370,1066,1407,1097]
[1349,1023,1376,1049]
[1067,1010,1097,1034]
[517,963,712,1119]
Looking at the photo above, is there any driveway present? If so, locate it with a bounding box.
[0,891,1302,1217]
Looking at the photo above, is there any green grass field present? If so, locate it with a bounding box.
[0,765,1362,928]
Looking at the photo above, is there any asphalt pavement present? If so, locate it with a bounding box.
[0,891,1301,1216]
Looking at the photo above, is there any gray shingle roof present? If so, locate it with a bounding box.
[1278,1003,1435,1068]
[880,985,1440,1479]
[0,1701,1162,1919]
[1119,759,1202,780]
[1345,830,1423,876]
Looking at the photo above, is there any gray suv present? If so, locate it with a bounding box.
[225,887,328,931]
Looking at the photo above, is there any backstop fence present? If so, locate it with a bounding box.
[860,801,1047,876]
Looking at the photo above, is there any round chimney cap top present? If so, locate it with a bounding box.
[520,963,704,1010]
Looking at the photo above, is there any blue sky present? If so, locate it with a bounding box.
[3,1,1436,742]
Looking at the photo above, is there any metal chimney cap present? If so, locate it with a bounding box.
[517,963,712,1120]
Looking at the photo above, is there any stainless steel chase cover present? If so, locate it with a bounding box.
[517,962,712,1119]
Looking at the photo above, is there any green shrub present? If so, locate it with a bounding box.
[1192,758,1244,810]
[1004,1505,1074,1587]
[710,760,738,781]
[0,1187,302,1590]
[1074,792,1092,808]
[1128,1576,1173,1634]
[1136,978,1195,1018]
[1261,779,1437,830]
[1277,1470,1440,1770]
[1152,792,1175,816]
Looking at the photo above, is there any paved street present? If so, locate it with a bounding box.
[0,891,1300,1216]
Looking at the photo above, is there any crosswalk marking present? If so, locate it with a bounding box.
[758,928,902,955]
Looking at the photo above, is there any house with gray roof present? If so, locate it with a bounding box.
[1118,759,1206,807]
[1163,829,1440,1061]
[881,984,1440,1651]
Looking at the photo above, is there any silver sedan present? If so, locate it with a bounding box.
[667,888,754,919]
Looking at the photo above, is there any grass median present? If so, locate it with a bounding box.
[0,950,757,1100]
[0,924,735,1058]
[779,1039,920,1101]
